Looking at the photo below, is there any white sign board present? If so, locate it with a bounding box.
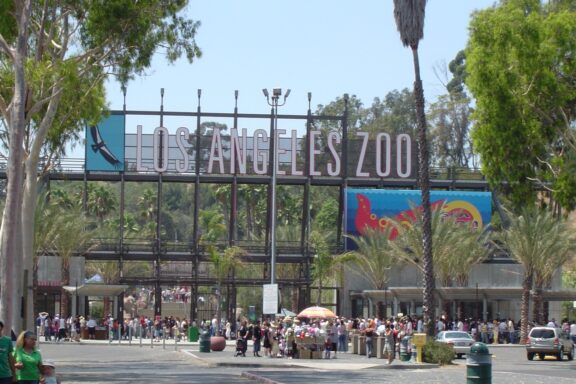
[263,284,278,315]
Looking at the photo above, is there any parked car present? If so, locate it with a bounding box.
[526,326,574,361]
[435,331,475,359]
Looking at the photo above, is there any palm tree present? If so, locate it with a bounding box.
[48,208,96,317]
[309,231,352,307]
[495,207,575,343]
[343,227,398,318]
[390,203,488,288]
[393,0,434,335]
[87,184,117,227]
[208,245,247,336]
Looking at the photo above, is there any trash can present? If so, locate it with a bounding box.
[466,342,491,384]
[199,330,211,353]
[400,336,411,361]
[188,326,199,342]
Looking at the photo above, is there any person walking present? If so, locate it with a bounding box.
[383,324,396,365]
[0,321,16,384]
[13,331,43,384]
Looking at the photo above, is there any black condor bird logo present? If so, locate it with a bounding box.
[90,124,122,169]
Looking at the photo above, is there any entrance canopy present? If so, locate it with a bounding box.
[63,284,128,296]
[359,287,576,302]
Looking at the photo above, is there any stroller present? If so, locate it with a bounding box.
[235,338,247,357]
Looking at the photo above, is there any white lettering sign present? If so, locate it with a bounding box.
[132,126,413,178]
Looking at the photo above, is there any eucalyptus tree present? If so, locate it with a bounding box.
[495,207,574,342]
[393,0,434,336]
[0,0,201,332]
[466,0,576,210]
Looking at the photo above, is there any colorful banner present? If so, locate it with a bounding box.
[85,114,125,172]
[345,189,492,247]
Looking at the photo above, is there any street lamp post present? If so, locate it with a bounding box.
[262,88,290,286]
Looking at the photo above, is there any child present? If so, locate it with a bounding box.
[42,360,61,384]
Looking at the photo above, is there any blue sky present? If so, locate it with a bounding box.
[104,0,496,117]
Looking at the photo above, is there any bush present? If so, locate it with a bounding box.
[422,341,454,365]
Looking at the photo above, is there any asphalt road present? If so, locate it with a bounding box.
[38,343,253,384]
[37,343,576,384]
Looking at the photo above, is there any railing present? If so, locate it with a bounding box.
[0,157,486,181]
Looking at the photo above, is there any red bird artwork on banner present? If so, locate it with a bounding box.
[354,193,480,240]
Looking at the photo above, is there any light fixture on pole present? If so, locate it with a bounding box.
[262,88,290,286]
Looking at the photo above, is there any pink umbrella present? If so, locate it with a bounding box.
[297,306,337,319]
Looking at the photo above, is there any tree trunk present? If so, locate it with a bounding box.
[532,284,543,326]
[22,166,38,331]
[60,264,70,318]
[291,286,299,312]
[0,1,31,333]
[411,46,435,336]
[376,301,385,319]
[216,282,222,336]
[520,273,533,344]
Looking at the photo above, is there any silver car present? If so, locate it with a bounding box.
[435,331,475,359]
[526,327,574,361]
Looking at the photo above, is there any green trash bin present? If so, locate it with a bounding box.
[188,326,199,342]
[400,336,411,361]
[199,330,211,353]
[466,342,491,384]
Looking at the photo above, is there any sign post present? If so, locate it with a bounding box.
[263,284,278,315]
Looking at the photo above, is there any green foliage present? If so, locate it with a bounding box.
[78,0,202,83]
[343,227,398,290]
[494,207,575,278]
[422,341,454,365]
[390,202,488,286]
[0,1,16,45]
[466,0,576,210]
[314,197,339,233]
[428,91,473,169]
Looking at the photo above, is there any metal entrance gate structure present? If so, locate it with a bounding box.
[19,91,489,322]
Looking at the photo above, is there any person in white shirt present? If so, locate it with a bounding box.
[436,318,445,335]
[507,318,516,344]
[87,317,97,339]
[569,321,576,343]
[457,319,464,332]
[546,318,557,328]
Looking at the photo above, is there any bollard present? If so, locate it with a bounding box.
[411,343,417,362]
[351,333,359,354]
[151,332,154,349]
[139,328,142,348]
[466,342,492,384]
[174,333,178,351]
[163,329,166,350]
[199,330,211,353]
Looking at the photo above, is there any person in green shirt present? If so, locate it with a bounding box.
[0,321,16,384]
[13,330,43,384]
